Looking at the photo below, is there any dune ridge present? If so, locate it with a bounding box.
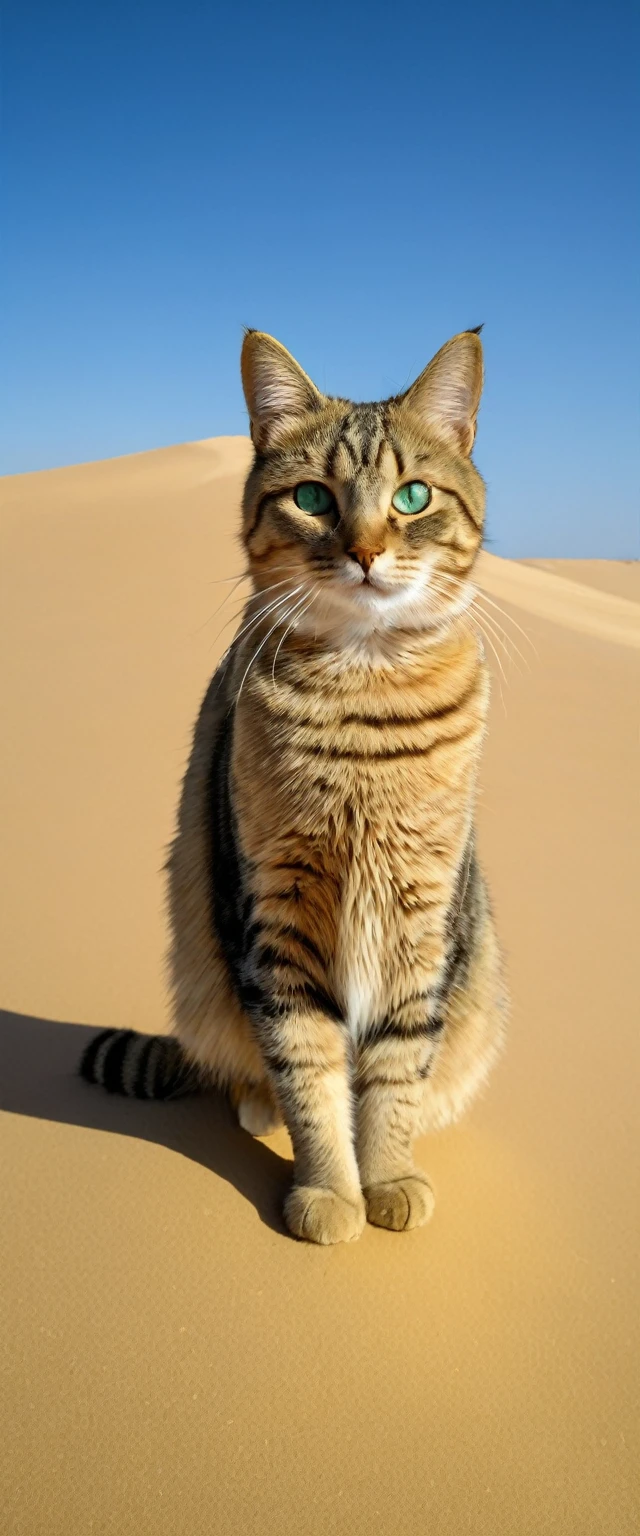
[477,549,639,649]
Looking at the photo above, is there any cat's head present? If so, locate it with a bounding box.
[240,329,485,647]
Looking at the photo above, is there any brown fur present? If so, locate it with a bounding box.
[164,329,507,1243]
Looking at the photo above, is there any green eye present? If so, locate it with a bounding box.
[392,481,432,515]
[293,482,335,516]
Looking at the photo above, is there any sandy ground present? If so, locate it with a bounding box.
[1,439,638,1536]
[521,558,640,602]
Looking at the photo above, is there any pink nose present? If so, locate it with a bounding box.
[347,545,384,576]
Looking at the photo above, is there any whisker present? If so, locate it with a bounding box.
[194,573,248,635]
[236,587,313,707]
[439,570,536,657]
[470,614,509,713]
[469,598,517,662]
[232,584,306,650]
[208,603,249,654]
[271,587,319,690]
[472,586,537,654]
[206,562,300,586]
[470,594,532,669]
[469,599,526,674]
[209,582,305,656]
[425,571,527,674]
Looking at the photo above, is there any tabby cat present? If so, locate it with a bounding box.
[81,327,507,1244]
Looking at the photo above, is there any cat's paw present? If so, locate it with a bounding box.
[364,1174,435,1232]
[236,1090,283,1137]
[284,1186,366,1245]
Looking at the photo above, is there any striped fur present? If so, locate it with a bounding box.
[80,1029,201,1099]
[86,329,508,1244]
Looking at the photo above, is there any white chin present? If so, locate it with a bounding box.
[306,579,424,640]
[353,581,393,600]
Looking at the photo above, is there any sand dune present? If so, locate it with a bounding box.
[522,557,640,602]
[477,549,640,649]
[1,439,638,1536]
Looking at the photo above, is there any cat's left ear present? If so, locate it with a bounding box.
[241,330,325,452]
[402,330,484,456]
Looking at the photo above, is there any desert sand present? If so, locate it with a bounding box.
[1,438,638,1536]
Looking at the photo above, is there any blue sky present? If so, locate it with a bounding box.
[2,0,638,555]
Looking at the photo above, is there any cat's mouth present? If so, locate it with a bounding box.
[349,572,408,601]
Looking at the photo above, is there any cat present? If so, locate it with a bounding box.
[81,327,507,1244]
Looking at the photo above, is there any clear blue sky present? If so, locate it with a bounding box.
[2,0,638,555]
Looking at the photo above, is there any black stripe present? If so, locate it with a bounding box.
[256,942,313,975]
[273,692,474,731]
[207,706,254,1000]
[280,924,327,967]
[339,422,359,468]
[143,1040,162,1098]
[357,424,377,468]
[253,922,327,969]
[293,728,469,763]
[360,1075,422,1089]
[242,977,331,1019]
[249,956,342,1022]
[102,1030,137,1094]
[239,980,277,1015]
[408,478,481,534]
[263,1051,292,1075]
[433,842,483,1018]
[389,438,405,477]
[264,1051,320,1075]
[245,492,270,542]
[133,1038,156,1098]
[455,496,482,534]
[79,1028,118,1085]
[272,859,319,878]
[244,919,264,950]
[152,1038,170,1097]
[373,1017,443,1042]
[324,435,344,479]
[375,436,388,470]
[299,983,342,1020]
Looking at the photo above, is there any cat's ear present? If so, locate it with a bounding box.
[241,331,325,452]
[402,330,484,456]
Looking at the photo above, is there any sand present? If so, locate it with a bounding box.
[1,439,638,1536]
[521,559,640,603]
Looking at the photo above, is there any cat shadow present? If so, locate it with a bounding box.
[0,1007,292,1235]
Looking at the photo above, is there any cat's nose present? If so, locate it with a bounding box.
[347,544,384,576]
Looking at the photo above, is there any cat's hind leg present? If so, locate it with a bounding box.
[419,909,507,1134]
[229,1080,283,1136]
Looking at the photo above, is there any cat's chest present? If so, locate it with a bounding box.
[330,814,451,1039]
[332,822,392,1038]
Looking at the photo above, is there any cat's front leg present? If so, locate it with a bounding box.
[258,1001,365,1245]
[355,1004,442,1232]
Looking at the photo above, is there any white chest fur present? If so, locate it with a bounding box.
[333,840,386,1041]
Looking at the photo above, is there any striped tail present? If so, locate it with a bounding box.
[79,1029,201,1101]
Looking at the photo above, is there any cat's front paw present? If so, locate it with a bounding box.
[364,1174,435,1232]
[284,1185,366,1245]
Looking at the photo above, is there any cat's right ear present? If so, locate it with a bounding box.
[241,331,324,452]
